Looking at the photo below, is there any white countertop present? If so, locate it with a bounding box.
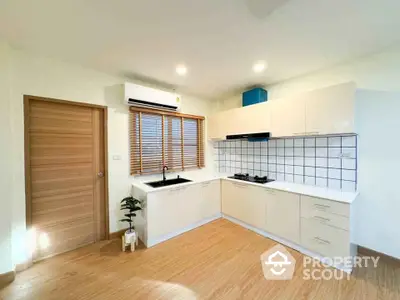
[131,172,359,204]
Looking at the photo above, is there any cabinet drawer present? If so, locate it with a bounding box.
[301,207,349,231]
[301,218,350,258]
[301,195,349,217]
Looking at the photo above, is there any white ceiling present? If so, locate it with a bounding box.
[1,0,400,99]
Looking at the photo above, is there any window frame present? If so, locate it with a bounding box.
[130,107,205,175]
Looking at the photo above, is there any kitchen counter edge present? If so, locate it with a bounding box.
[131,174,358,204]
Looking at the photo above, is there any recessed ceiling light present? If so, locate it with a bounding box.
[176,65,187,76]
[253,61,266,73]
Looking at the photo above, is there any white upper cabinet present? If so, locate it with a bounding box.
[234,102,271,135]
[270,94,306,137]
[207,102,271,140]
[208,113,225,140]
[305,82,356,135]
[208,82,357,139]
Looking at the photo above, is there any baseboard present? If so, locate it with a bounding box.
[15,260,33,272]
[358,246,400,265]
[146,214,222,248]
[222,214,354,273]
[0,270,15,288]
[109,228,129,239]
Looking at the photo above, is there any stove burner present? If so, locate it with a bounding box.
[229,174,274,184]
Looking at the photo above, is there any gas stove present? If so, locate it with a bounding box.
[228,173,275,184]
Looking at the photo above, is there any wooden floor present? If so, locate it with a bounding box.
[1,219,399,300]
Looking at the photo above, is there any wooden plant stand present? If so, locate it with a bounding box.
[122,232,139,252]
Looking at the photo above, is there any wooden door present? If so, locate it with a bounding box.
[25,97,108,261]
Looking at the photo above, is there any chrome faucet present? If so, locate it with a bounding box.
[162,165,169,182]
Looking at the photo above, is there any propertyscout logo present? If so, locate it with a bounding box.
[260,244,380,281]
[260,245,296,280]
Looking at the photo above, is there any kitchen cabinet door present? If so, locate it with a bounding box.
[270,95,306,137]
[147,187,184,239]
[241,185,267,230]
[265,189,300,244]
[235,101,271,135]
[305,82,356,135]
[200,180,221,219]
[208,114,224,140]
[221,180,245,220]
[180,184,203,226]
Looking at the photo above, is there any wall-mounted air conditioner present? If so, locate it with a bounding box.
[124,83,181,111]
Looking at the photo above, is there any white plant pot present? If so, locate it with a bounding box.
[124,230,136,244]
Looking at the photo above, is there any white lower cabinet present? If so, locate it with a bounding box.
[146,180,221,244]
[221,180,266,230]
[300,195,352,259]
[147,187,186,239]
[140,178,355,271]
[301,218,350,258]
[265,189,300,244]
[199,180,221,220]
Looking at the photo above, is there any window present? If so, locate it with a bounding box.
[130,107,205,175]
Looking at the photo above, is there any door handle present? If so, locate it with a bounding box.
[97,172,104,178]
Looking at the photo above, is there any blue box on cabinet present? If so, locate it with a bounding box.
[242,88,268,107]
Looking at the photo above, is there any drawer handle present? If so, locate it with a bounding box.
[314,237,331,245]
[314,216,330,222]
[314,204,330,209]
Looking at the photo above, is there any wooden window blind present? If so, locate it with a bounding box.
[130,107,205,175]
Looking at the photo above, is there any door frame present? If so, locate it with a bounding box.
[23,95,110,240]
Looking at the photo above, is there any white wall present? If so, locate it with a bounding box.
[354,90,400,259]
[4,46,213,270]
[217,45,400,111]
[0,41,14,274]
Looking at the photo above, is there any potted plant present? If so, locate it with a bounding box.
[120,196,142,244]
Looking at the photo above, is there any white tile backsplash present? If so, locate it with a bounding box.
[328,136,341,147]
[215,134,357,191]
[316,147,328,157]
[342,169,356,181]
[328,158,341,168]
[316,137,328,147]
[294,147,304,156]
[342,158,356,170]
[294,166,304,175]
[294,138,304,147]
[342,136,356,147]
[285,139,294,147]
[305,138,316,147]
[316,157,328,167]
[316,167,328,178]
[328,168,341,179]
[305,167,316,176]
[305,157,316,167]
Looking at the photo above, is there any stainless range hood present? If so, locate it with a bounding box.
[226,132,270,140]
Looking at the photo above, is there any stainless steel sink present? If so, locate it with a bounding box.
[145,177,192,188]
